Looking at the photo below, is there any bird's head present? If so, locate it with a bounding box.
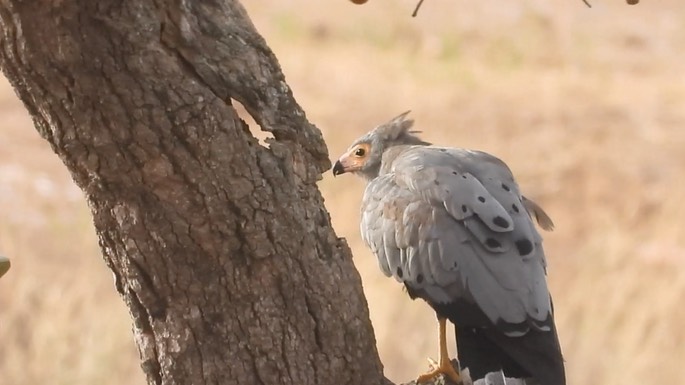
[332,111,430,180]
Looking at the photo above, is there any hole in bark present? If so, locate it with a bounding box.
[232,99,274,148]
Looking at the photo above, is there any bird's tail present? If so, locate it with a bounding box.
[456,322,566,385]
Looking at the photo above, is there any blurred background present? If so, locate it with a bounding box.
[1,1,685,384]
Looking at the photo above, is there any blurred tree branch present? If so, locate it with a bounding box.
[349,0,642,16]
[0,255,9,279]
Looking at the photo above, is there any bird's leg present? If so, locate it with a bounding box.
[416,317,462,384]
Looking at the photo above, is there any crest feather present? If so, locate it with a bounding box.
[371,111,430,145]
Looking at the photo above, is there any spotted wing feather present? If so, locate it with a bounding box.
[361,147,553,334]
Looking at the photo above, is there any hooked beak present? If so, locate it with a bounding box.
[332,150,364,177]
[332,160,346,177]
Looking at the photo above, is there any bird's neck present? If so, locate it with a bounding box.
[379,145,414,175]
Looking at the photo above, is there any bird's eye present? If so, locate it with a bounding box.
[354,148,366,157]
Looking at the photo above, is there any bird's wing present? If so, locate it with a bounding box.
[360,147,552,334]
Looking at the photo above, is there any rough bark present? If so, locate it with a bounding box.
[0,1,386,385]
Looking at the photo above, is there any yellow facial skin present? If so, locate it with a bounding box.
[333,143,371,176]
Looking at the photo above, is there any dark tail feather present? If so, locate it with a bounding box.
[456,323,566,385]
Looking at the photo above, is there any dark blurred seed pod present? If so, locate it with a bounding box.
[0,256,10,279]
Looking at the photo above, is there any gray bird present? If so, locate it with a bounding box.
[332,112,564,385]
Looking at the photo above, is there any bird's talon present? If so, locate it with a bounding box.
[416,358,462,384]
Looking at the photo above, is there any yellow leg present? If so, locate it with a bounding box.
[416,317,462,384]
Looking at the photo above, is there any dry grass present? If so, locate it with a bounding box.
[2,1,685,384]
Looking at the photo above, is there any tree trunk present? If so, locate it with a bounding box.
[0,1,386,384]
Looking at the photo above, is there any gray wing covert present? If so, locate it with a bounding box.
[360,147,553,335]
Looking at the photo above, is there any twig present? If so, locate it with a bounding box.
[582,0,592,7]
[412,0,425,17]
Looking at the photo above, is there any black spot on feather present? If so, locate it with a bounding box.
[512,204,520,213]
[515,239,533,256]
[461,205,468,213]
[501,183,511,192]
[416,274,424,284]
[485,238,502,249]
[478,196,486,203]
[396,267,403,278]
[493,216,509,228]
